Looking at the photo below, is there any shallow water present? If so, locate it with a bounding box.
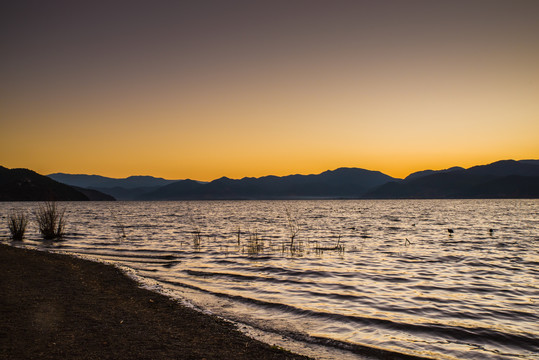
[1,200,538,359]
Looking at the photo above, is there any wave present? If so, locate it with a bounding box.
[148,275,539,355]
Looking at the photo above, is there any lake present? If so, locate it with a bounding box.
[1,200,538,359]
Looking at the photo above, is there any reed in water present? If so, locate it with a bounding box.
[7,211,28,241]
[35,202,65,240]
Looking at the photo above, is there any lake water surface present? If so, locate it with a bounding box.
[1,200,538,359]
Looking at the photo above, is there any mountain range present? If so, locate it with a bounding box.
[365,160,539,198]
[137,167,395,200]
[47,173,179,200]
[0,166,113,201]
[1,160,538,201]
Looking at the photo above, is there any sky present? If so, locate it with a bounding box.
[1,0,538,181]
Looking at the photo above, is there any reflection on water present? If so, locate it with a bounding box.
[1,200,538,359]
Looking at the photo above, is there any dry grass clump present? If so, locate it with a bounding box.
[8,211,28,241]
[245,230,264,255]
[35,202,66,240]
[192,227,202,250]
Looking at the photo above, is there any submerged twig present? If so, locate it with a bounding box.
[285,207,300,249]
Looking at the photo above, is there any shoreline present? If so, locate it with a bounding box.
[0,243,309,359]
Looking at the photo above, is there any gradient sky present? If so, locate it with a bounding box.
[1,0,538,181]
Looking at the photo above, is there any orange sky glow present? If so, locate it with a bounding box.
[1,1,538,181]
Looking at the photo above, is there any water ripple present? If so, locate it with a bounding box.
[2,199,538,360]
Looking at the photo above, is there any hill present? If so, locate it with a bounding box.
[137,180,208,200]
[366,160,539,198]
[72,186,116,201]
[42,159,539,200]
[0,166,90,201]
[404,166,464,181]
[139,167,397,200]
[47,173,178,189]
[47,173,179,200]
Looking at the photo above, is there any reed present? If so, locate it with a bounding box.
[186,208,203,250]
[192,228,202,250]
[285,207,300,249]
[7,211,28,241]
[117,223,127,239]
[35,202,66,240]
[246,229,264,255]
[314,234,345,254]
[237,226,241,246]
[109,208,127,239]
[281,237,304,256]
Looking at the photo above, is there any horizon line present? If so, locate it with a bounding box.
[36,158,538,182]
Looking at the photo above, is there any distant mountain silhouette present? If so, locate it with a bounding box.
[83,186,167,201]
[47,173,178,189]
[404,166,464,181]
[40,159,539,200]
[519,160,539,166]
[72,186,116,201]
[47,173,179,200]
[464,175,539,198]
[138,168,396,200]
[0,166,90,201]
[366,160,539,198]
[465,160,539,177]
[136,180,210,200]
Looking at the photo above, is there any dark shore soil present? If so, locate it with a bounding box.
[0,243,310,360]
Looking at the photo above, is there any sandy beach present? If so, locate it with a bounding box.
[0,243,309,360]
